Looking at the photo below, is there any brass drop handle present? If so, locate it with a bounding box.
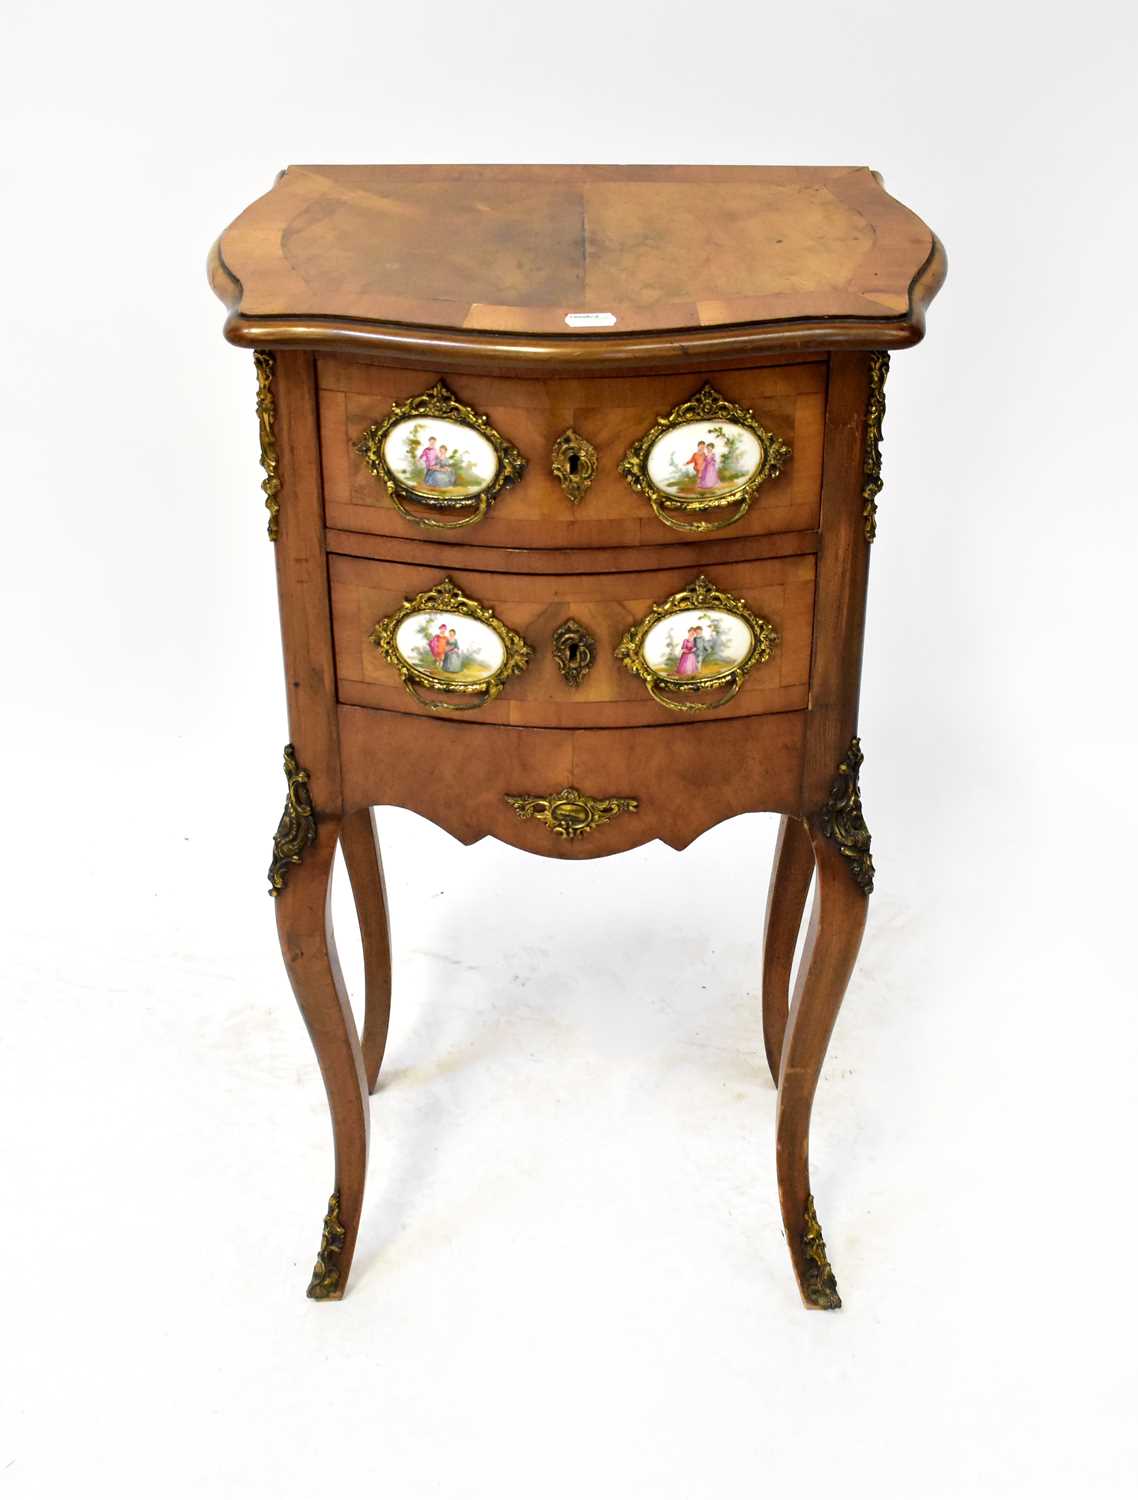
[355,380,527,533]
[370,577,536,714]
[618,383,792,535]
[614,574,779,715]
[390,490,491,530]
[645,672,745,713]
[405,679,504,713]
[649,492,754,533]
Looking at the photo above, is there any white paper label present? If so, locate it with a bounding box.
[564,311,617,328]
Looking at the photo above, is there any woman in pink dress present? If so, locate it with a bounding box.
[676,629,699,677]
[429,624,449,664]
[698,442,720,490]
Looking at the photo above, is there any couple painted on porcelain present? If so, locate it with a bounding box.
[684,439,721,489]
[428,624,462,672]
[676,625,715,677]
[418,436,457,489]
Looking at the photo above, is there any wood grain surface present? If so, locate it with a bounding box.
[209,166,945,372]
[338,704,807,858]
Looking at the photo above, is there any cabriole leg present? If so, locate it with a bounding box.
[340,806,393,1095]
[776,739,874,1310]
[761,814,815,1085]
[272,778,370,1301]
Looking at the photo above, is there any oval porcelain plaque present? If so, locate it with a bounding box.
[381,416,500,501]
[645,419,763,503]
[641,607,755,685]
[393,610,507,686]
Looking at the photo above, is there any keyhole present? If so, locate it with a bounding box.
[567,642,579,664]
[567,452,580,476]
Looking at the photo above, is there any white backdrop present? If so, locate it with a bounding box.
[3,2,1136,1495]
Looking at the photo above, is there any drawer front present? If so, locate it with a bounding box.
[318,357,825,550]
[339,705,807,859]
[330,551,815,729]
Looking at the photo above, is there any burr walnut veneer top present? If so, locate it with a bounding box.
[210,165,944,371]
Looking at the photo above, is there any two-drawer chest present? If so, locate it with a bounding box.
[208,164,945,1308]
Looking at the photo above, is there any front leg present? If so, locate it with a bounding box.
[776,740,873,1309]
[761,815,815,1085]
[340,807,393,1095]
[271,763,370,1300]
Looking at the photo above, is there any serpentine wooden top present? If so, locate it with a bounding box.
[209,165,944,373]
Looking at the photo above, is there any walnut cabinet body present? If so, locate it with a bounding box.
[210,165,945,1307]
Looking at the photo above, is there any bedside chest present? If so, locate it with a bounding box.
[208,164,945,1308]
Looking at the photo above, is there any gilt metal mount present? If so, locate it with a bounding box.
[307,1191,346,1300]
[505,787,638,840]
[254,350,281,541]
[268,744,316,896]
[861,352,889,542]
[817,737,875,895]
[551,428,597,504]
[552,618,596,686]
[802,1194,842,1310]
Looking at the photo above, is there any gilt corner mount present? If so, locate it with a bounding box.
[267,743,316,896]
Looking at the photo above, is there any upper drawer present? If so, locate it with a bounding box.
[318,357,825,550]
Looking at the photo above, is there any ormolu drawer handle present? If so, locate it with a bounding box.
[355,380,526,531]
[615,574,777,714]
[505,786,638,840]
[370,577,534,713]
[619,383,790,534]
[391,490,491,531]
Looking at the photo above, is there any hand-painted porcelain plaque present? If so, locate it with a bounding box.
[392,610,506,685]
[356,381,527,530]
[645,420,763,502]
[616,575,777,712]
[370,577,534,711]
[641,607,755,683]
[619,384,791,533]
[383,418,499,502]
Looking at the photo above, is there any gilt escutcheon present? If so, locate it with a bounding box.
[552,618,596,687]
[551,428,597,504]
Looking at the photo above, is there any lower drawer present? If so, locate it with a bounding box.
[330,550,815,728]
[339,705,807,859]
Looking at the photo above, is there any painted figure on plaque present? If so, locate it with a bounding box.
[429,625,449,664]
[423,443,457,489]
[698,443,720,490]
[442,629,462,672]
[676,629,700,677]
[646,419,763,502]
[382,416,500,501]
